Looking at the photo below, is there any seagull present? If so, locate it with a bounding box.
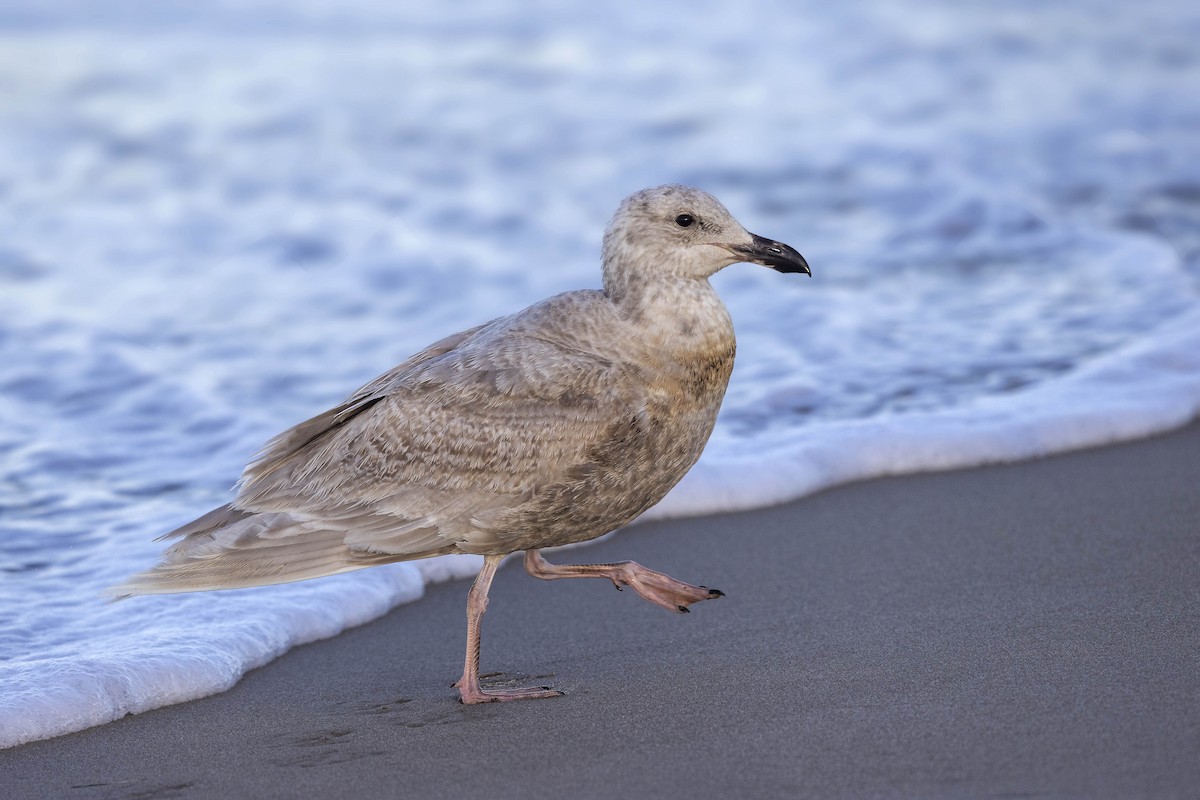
[112,185,810,703]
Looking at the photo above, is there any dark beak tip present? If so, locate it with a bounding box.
[742,234,810,276]
[788,257,813,277]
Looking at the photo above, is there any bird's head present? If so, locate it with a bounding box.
[601,185,810,297]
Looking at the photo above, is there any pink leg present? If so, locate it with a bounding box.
[456,554,565,704]
[524,550,724,613]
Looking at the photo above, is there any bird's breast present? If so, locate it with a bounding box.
[674,339,736,402]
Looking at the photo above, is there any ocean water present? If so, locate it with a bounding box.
[2,0,1200,748]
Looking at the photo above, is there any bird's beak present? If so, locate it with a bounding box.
[730,234,811,276]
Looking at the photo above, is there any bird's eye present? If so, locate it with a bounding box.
[675,214,695,228]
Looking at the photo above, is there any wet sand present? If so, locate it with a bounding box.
[3,422,1199,799]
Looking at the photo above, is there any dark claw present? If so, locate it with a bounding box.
[614,584,623,591]
[677,605,690,613]
[708,589,724,597]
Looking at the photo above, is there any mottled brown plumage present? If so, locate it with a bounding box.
[113,185,809,703]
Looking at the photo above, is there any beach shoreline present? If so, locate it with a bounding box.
[3,420,1199,799]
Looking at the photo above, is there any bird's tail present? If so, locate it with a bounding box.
[106,503,408,599]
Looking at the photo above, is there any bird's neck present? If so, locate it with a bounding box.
[604,271,735,361]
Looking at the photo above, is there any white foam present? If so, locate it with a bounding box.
[0,567,426,749]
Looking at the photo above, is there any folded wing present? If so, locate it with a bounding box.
[112,294,646,596]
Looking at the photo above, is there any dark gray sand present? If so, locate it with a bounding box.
[4,422,1199,799]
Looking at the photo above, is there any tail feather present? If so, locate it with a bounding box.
[108,503,454,599]
[108,536,397,598]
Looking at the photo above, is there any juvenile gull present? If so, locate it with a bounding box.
[113,185,810,703]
